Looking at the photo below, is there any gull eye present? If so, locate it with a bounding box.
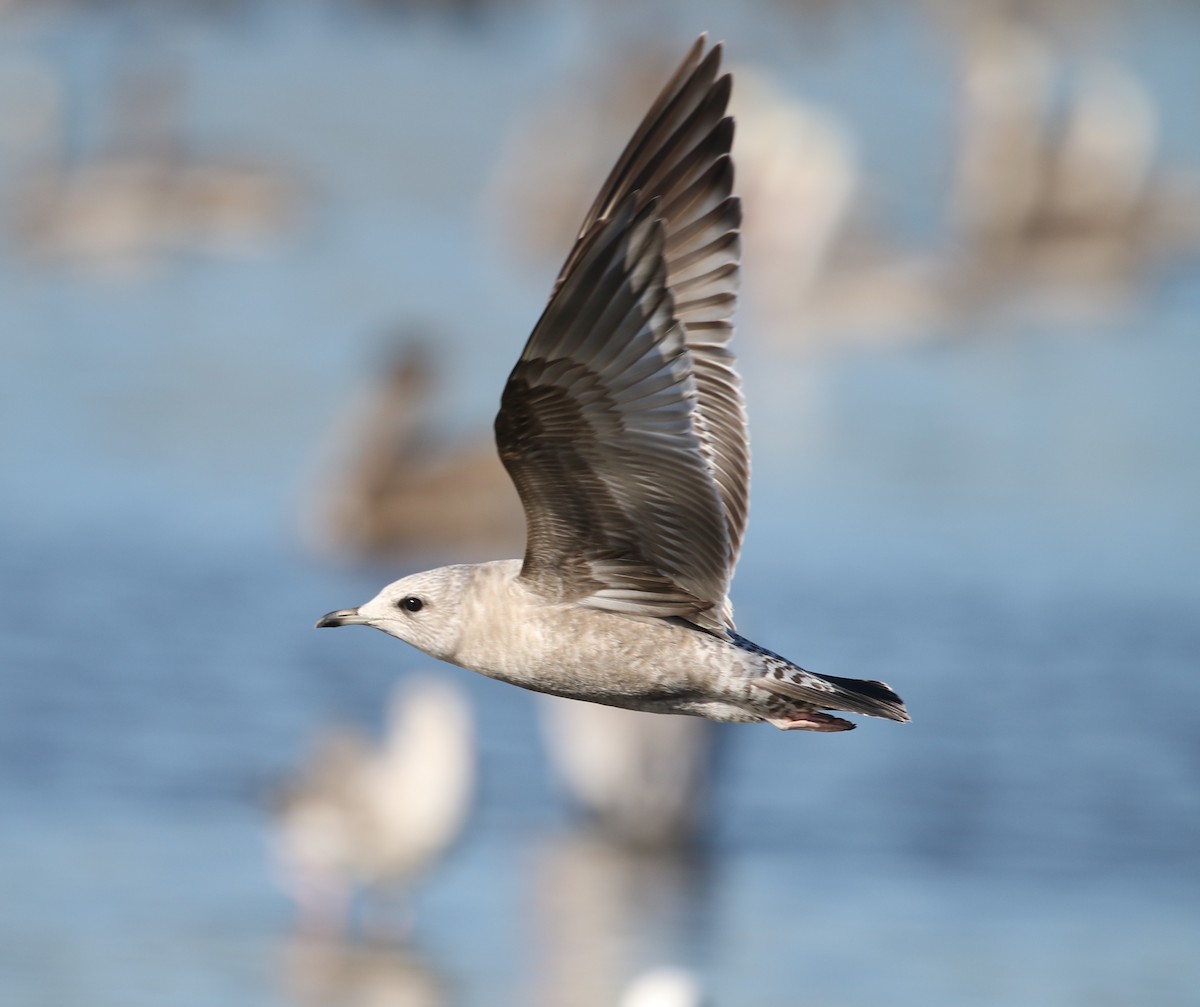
[398,596,424,613]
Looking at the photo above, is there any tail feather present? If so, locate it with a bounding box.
[754,670,910,724]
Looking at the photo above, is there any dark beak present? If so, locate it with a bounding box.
[316,608,365,629]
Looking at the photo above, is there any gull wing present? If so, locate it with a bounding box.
[556,37,749,570]
[494,38,746,633]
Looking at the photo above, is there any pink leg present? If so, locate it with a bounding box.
[765,711,855,732]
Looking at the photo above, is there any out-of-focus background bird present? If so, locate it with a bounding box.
[537,698,715,851]
[270,678,475,937]
[301,336,525,564]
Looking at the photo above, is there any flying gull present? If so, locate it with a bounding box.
[318,37,909,732]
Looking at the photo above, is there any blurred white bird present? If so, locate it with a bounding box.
[619,967,705,1007]
[539,698,715,849]
[270,678,475,936]
[948,13,1200,301]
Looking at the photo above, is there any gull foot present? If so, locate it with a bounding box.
[765,711,856,732]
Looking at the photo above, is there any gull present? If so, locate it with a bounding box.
[270,678,475,933]
[539,697,715,846]
[317,37,909,732]
[301,337,525,562]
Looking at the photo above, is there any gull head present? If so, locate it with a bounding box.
[316,565,471,662]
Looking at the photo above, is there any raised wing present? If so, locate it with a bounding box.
[494,37,746,633]
[556,37,749,567]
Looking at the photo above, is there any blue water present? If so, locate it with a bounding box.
[2,3,1199,1005]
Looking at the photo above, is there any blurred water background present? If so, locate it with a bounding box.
[2,1,1199,1005]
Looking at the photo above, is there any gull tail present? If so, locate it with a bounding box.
[731,632,910,730]
[753,668,910,727]
[813,671,909,722]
